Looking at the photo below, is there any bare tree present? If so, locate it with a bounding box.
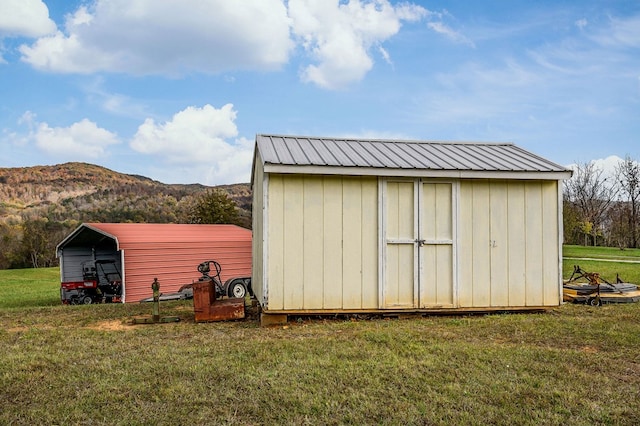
[615,155,640,248]
[564,161,619,246]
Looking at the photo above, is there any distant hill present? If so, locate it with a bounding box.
[0,162,252,227]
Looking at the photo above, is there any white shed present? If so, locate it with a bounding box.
[251,135,572,324]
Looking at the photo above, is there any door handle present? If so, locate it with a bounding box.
[416,239,426,246]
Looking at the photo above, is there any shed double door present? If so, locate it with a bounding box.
[382,179,455,309]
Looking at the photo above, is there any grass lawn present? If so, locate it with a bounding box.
[563,245,640,285]
[1,248,639,425]
[563,244,640,261]
[0,267,60,308]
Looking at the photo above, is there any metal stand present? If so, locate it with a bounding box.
[132,278,180,324]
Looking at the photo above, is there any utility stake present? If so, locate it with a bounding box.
[131,278,180,324]
[152,277,160,322]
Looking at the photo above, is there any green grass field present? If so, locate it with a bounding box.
[0,267,60,309]
[1,246,639,425]
[563,244,640,261]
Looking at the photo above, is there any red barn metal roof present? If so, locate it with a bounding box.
[57,223,252,303]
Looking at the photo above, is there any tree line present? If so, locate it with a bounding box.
[0,189,247,269]
[2,155,638,269]
[564,155,640,248]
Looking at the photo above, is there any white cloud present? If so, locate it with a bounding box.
[591,15,640,48]
[17,0,441,89]
[82,77,151,119]
[289,0,429,89]
[11,111,121,159]
[130,104,253,185]
[0,0,56,38]
[35,119,120,159]
[428,21,475,47]
[591,156,624,177]
[19,0,293,75]
[566,156,624,188]
[575,18,588,30]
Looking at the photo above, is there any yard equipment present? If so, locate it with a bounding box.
[563,265,640,305]
[137,260,252,305]
[60,259,123,305]
[196,260,252,299]
[192,260,247,322]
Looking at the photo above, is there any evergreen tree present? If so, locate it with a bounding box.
[188,189,242,226]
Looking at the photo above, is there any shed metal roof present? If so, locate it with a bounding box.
[254,134,572,180]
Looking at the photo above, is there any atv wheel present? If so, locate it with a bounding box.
[228,281,247,299]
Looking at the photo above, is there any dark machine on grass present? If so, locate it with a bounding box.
[60,259,123,305]
[563,265,640,305]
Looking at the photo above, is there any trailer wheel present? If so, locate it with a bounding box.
[588,297,602,306]
[228,281,247,299]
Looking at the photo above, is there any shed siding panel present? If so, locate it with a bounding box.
[542,181,560,305]
[421,183,454,307]
[303,178,325,309]
[384,181,416,307]
[323,176,344,309]
[507,182,527,306]
[264,174,378,311]
[343,177,363,309]
[458,180,560,309]
[525,184,544,306]
[472,181,491,307]
[361,178,379,308]
[489,181,509,306]
[252,159,265,304]
[458,183,474,307]
[283,177,305,309]
[436,245,453,305]
[267,175,285,310]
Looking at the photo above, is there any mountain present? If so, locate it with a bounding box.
[0,162,252,227]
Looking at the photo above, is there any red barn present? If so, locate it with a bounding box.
[56,223,252,303]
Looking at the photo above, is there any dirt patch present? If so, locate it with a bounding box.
[88,320,129,331]
[581,346,599,353]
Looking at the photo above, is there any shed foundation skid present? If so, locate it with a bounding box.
[259,306,551,325]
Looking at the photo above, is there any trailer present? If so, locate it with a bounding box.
[563,265,640,305]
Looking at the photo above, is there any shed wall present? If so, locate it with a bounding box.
[458,179,560,307]
[252,157,266,304]
[264,174,378,310]
[122,240,252,302]
[256,171,562,313]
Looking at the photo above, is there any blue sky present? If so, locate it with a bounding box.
[0,0,638,185]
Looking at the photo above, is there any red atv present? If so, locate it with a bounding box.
[61,259,123,304]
